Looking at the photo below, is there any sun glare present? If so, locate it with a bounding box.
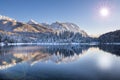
[100,7,109,17]
[97,54,112,70]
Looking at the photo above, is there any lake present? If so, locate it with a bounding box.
[0,45,120,80]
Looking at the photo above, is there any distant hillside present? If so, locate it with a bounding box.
[99,30,120,43]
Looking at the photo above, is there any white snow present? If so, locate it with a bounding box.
[0,42,101,46]
[0,15,16,22]
[0,42,5,46]
[27,19,39,24]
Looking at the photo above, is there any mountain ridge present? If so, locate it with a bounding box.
[0,14,119,44]
[0,15,88,36]
[99,30,120,43]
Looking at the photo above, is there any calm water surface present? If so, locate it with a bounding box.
[0,45,120,80]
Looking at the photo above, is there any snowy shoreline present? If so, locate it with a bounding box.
[1,42,120,46]
[0,42,100,46]
[103,43,120,45]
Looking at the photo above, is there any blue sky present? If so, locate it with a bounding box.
[0,0,120,36]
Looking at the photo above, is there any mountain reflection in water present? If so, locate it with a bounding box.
[0,45,89,67]
[0,45,120,80]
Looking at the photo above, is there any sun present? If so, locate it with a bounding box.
[100,7,109,17]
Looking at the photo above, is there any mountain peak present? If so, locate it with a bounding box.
[27,19,38,24]
[0,15,16,22]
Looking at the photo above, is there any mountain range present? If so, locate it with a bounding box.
[0,15,87,34]
[0,15,120,44]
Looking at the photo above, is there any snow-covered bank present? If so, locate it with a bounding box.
[8,43,73,46]
[1,42,120,46]
[104,43,120,45]
[0,42,99,46]
[0,43,74,46]
[0,42,6,46]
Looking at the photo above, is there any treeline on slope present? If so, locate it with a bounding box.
[99,30,120,43]
[1,29,120,44]
[0,30,92,43]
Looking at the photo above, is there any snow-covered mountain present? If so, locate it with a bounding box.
[51,22,88,36]
[0,15,40,32]
[0,20,40,32]
[41,22,88,37]
[0,15,53,32]
[0,15,88,36]
[27,20,88,37]
[50,22,81,31]
[0,15,92,43]
[27,19,53,32]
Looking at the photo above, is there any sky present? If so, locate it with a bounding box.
[0,0,120,36]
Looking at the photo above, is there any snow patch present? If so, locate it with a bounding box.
[27,19,38,24]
